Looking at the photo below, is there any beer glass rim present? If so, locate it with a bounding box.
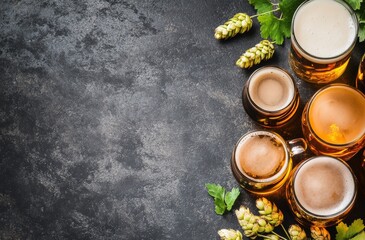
[306,83,365,147]
[246,66,297,115]
[233,130,289,183]
[292,155,357,219]
[291,0,359,64]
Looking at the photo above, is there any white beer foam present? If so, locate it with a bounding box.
[292,0,357,64]
[235,131,288,182]
[294,156,355,216]
[248,67,295,112]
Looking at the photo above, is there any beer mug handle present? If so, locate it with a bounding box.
[287,138,307,156]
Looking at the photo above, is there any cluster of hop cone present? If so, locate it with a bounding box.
[214,13,275,69]
[218,197,331,240]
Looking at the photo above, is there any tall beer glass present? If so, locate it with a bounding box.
[289,0,358,83]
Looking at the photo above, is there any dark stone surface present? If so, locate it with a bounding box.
[1,0,364,239]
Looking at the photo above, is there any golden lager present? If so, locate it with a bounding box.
[301,84,365,160]
[356,53,365,94]
[289,0,358,83]
[242,66,300,127]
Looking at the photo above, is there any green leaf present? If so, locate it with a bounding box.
[214,197,226,215]
[336,219,365,240]
[249,0,304,44]
[225,188,240,211]
[336,222,349,240]
[345,0,363,10]
[258,14,285,44]
[205,183,225,200]
[346,219,365,239]
[279,0,304,13]
[356,2,365,42]
[206,183,227,215]
[248,0,273,13]
[359,24,365,42]
[350,231,365,240]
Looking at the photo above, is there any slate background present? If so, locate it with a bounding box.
[0,0,364,239]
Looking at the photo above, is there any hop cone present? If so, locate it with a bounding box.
[218,229,243,240]
[288,224,307,240]
[310,226,331,240]
[214,13,253,40]
[256,197,284,227]
[265,234,280,240]
[235,206,274,239]
[236,40,275,69]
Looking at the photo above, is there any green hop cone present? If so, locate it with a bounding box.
[235,206,274,239]
[256,197,284,227]
[235,206,258,239]
[236,40,275,69]
[214,13,253,40]
[310,226,331,240]
[264,234,280,240]
[217,229,243,240]
[256,217,274,233]
[288,224,307,240]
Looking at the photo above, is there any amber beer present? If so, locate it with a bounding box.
[242,66,300,127]
[231,130,306,194]
[356,53,365,94]
[289,0,358,83]
[302,84,365,160]
[286,156,357,226]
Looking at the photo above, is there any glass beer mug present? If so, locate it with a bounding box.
[242,66,300,127]
[301,84,365,160]
[231,130,307,194]
[289,0,358,83]
[286,156,357,226]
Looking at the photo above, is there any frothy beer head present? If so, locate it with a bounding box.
[292,0,357,64]
[293,156,356,216]
[235,131,287,181]
[308,85,365,145]
[248,67,295,112]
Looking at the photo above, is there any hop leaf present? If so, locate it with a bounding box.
[311,226,331,240]
[236,40,275,68]
[218,229,243,240]
[345,0,363,10]
[288,224,307,240]
[336,219,365,240]
[214,13,253,40]
[225,188,240,211]
[256,197,284,227]
[249,0,303,44]
[205,184,240,215]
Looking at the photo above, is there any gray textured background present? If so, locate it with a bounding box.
[1,0,364,239]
